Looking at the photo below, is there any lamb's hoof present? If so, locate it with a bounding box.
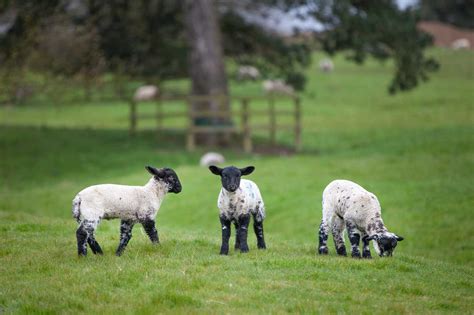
[318,247,328,255]
[336,247,347,256]
[351,252,361,259]
[240,246,249,253]
[362,251,372,259]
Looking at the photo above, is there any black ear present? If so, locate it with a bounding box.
[209,165,223,176]
[145,166,165,178]
[395,235,404,241]
[240,166,255,176]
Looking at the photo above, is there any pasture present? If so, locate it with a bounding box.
[0,49,472,313]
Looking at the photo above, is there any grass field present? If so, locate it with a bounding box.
[0,49,473,314]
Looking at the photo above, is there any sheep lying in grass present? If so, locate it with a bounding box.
[72,166,182,256]
[209,165,266,255]
[318,180,404,258]
[134,85,159,101]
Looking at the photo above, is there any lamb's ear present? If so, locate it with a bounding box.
[240,166,255,176]
[209,165,223,176]
[395,235,404,241]
[145,166,165,178]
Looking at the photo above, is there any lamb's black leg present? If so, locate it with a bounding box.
[238,214,251,253]
[142,218,159,244]
[346,221,361,258]
[116,220,134,256]
[220,216,231,255]
[253,213,266,249]
[362,235,372,259]
[318,220,329,255]
[234,222,240,250]
[332,217,347,256]
[76,223,88,256]
[87,234,103,255]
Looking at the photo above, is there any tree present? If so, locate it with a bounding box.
[419,0,474,29]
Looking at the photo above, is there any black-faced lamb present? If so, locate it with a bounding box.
[209,165,266,255]
[72,166,182,256]
[318,179,404,258]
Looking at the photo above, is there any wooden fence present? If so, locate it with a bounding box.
[129,94,301,153]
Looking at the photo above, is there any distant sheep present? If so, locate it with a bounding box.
[200,152,225,167]
[237,65,260,80]
[318,180,404,258]
[262,80,294,95]
[72,166,182,256]
[134,85,159,101]
[209,165,266,255]
[319,58,334,73]
[451,38,470,50]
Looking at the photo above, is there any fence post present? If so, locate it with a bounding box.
[241,98,252,153]
[294,96,302,152]
[269,96,276,146]
[129,99,137,136]
[186,98,196,151]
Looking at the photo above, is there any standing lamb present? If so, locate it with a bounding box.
[209,165,266,255]
[318,180,404,258]
[72,166,182,256]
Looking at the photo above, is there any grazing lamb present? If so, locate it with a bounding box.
[237,65,260,80]
[209,165,266,255]
[262,80,294,95]
[72,166,182,256]
[318,180,404,258]
[319,58,334,73]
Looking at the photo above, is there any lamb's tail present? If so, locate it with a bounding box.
[72,195,82,223]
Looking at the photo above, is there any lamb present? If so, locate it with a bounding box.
[318,180,404,258]
[133,85,159,101]
[72,166,182,256]
[199,152,225,167]
[237,65,260,80]
[262,80,294,95]
[209,165,266,255]
[319,58,334,73]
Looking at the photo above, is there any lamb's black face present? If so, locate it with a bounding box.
[146,166,182,193]
[370,233,404,257]
[209,165,255,193]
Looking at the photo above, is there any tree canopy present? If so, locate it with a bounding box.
[0,0,439,95]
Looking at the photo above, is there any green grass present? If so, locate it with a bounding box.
[0,49,473,313]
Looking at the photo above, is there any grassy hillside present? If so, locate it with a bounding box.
[0,49,472,313]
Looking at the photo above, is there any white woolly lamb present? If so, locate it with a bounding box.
[319,58,334,73]
[262,80,294,95]
[72,166,182,256]
[209,165,266,255]
[237,65,260,80]
[318,179,404,258]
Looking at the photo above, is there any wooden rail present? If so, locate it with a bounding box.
[129,94,302,153]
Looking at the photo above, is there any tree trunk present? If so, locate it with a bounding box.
[183,0,230,145]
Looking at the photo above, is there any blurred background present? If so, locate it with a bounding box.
[0,1,473,312]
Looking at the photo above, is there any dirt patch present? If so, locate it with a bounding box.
[418,21,474,49]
